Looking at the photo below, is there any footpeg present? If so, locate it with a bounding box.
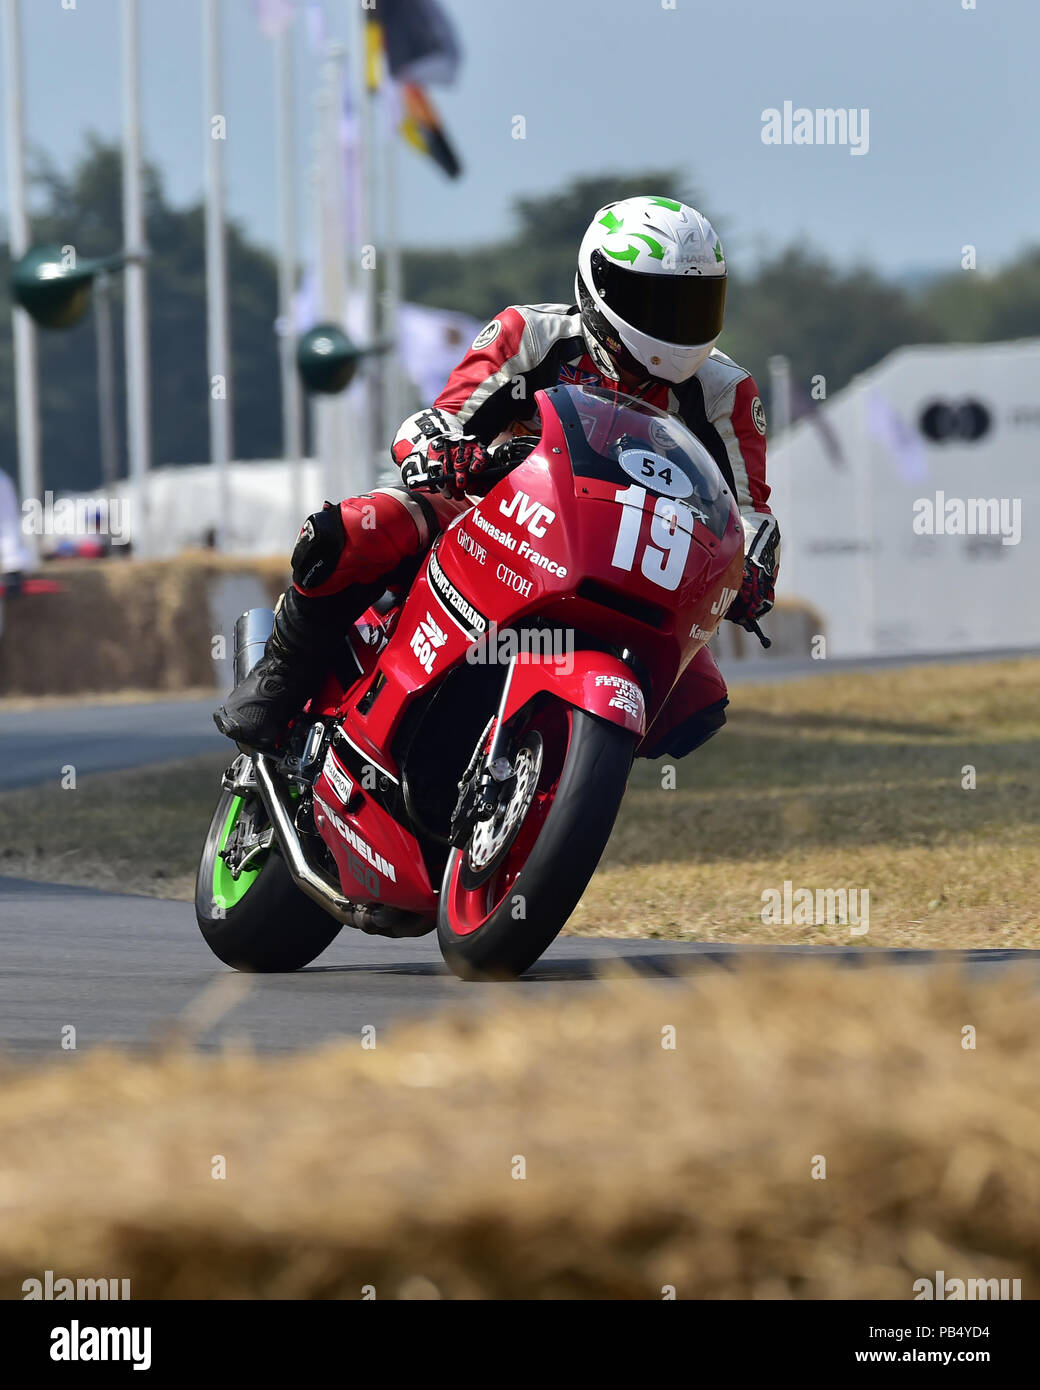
[221,753,257,797]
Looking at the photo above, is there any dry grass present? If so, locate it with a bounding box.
[572,657,1040,950]
[0,754,227,900]
[1,963,1037,1299]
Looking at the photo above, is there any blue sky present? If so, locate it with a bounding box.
[1,0,1035,279]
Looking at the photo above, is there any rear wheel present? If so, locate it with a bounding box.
[195,786,341,972]
[437,703,635,980]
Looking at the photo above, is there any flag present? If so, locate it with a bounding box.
[399,80,461,178]
[789,382,845,469]
[375,0,461,87]
[365,9,385,94]
[367,7,462,178]
[559,363,601,387]
[397,303,482,404]
[866,391,927,483]
[252,0,295,39]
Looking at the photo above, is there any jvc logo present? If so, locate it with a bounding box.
[710,585,738,616]
[410,611,447,673]
[499,490,556,538]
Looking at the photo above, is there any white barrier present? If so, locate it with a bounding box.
[767,339,1040,656]
[107,457,400,558]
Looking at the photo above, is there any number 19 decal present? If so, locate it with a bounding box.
[610,484,691,592]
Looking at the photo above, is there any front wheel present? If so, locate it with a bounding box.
[195,785,342,972]
[437,704,635,980]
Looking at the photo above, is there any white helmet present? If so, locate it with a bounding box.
[575,196,727,384]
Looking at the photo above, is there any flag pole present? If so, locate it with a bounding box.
[382,80,404,455]
[274,17,304,524]
[2,0,41,561]
[121,0,152,554]
[767,355,791,440]
[316,41,348,505]
[94,273,120,488]
[354,6,379,493]
[203,0,232,551]
[305,143,322,502]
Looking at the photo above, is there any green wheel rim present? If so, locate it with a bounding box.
[211,796,264,911]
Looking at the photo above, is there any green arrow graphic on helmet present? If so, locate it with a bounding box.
[603,233,666,263]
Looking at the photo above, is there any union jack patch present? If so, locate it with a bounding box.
[558,362,601,387]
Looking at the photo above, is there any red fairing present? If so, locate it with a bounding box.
[500,653,646,736]
[312,751,436,914]
[638,645,727,755]
[305,383,744,923]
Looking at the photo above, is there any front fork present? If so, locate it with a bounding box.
[449,654,523,848]
[449,645,647,848]
[450,716,519,850]
[217,755,273,879]
[218,718,328,881]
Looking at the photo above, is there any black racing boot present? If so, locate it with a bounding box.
[213,581,389,750]
[212,593,320,750]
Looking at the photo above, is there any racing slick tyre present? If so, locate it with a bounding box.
[195,786,341,972]
[437,702,636,980]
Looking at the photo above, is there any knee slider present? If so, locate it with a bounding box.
[291,501,347,591]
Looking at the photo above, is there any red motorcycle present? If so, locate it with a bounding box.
[195,384,744,979]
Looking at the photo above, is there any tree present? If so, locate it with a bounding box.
[0,136,282,494]
[722,246,942,400]
[918,250,1040,343]
[404,169,692,318]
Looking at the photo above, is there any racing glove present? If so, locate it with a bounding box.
[725,515,780,627]
[400,433,490,497]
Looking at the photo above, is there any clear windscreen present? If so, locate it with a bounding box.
[546,383,735,540]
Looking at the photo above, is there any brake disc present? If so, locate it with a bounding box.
[467,734,544,874]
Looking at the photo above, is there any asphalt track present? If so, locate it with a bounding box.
[1,876,1035,1059]
[1,645,1037,1057]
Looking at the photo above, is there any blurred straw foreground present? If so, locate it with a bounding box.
[1,961,1037,1299]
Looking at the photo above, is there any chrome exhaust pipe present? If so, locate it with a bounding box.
[233,608,275,687]
[252,753,433,938]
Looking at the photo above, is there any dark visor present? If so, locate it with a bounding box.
[590,248,727,346]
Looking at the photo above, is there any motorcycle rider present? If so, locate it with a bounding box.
[215,195,780,758]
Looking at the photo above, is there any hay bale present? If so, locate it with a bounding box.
[0,557,288,697]
[1,963,1036,1299]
